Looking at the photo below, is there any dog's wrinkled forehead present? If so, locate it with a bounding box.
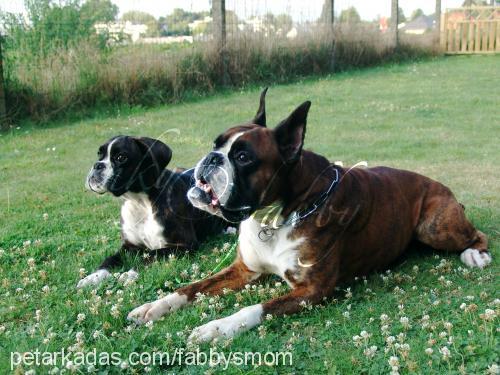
[213,125,260,152]
[97,136,138,159]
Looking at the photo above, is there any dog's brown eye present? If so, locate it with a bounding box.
[235,151,250,164]
[116,154,127,163]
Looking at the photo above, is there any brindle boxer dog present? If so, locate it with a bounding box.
[128,89,492,343]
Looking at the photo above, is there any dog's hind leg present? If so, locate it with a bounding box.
[415,186,491,268]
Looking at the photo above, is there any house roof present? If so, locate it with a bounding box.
[400,15,436,31]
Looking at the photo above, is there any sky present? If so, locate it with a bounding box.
[1,0,466,22]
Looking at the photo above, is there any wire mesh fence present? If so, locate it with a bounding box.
[0,0,444,124]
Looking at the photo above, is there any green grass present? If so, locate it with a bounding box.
[0,55,499,374]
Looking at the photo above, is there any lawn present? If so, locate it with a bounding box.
[0,55,499,374]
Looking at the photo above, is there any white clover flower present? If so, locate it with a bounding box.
[360,330,371,339]
[439,331,447,338]
[386,336,396,345]
[27,257,35,267]
[482,309,496,321]
[76,313,86,323]
[363,345,377,358]
[460,303,467,310]
[343,311,350,319]
[444,322,453,330]
[345,288,352,299]
[145,321,154,330]
[42,285,50,293]
[352,335,362,347]
[381,324,390,335]
[380,314,390,323]
[439,346,451,360]
[325,320,332,328]
[425,347,433,355]
[93,330,101,339]
[388,356,399,367]
[486,363,499,375]
[400,316,410,328]
[110,304,121,318]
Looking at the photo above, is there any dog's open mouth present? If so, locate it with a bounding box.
[196,179,220,207]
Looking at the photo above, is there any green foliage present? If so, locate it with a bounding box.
[411,9,425,21]
[1,0,117,60]
[159,8,208,36]
[0,56,498,374]
[121,10,158,37]
[339,6,361,24]
[398,7,407,23]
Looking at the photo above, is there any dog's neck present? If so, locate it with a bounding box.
[279,150,341,218]
[124,168,175,203]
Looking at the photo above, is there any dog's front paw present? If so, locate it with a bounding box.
[189,319,227,344]
[188,304,263,344]
[127,292,188,324]
[77,269,111,288]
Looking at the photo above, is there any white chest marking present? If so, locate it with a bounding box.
[239,216,304,285]
[121,193,167,250]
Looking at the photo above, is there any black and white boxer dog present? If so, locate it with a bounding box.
[127,90,492,344]
[78,136,230,288]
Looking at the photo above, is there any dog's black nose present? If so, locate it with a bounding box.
[94,162,105,170]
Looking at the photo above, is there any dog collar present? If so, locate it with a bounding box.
[258,167,340,241]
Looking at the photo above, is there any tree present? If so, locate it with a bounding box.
[398,7,406,23]
[1,0,119,56]
[121,11,158,37]
[79,0,118,37]
[80,0,117,24]
[410,9,424,21]
[275,14,293,33]
[339,7,361,23]
[319,0,334,24]
[159,8,207,36]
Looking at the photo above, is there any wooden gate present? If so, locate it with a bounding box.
[440,6,499,54]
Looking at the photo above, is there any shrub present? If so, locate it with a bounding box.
[4,26,436,124]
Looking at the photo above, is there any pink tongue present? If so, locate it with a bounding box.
[211,197,219,206]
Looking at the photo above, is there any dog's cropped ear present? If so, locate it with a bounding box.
[134,137,172,172]
[274,101,311,163]
[251,87,268,127]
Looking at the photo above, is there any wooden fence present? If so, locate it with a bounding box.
[441,6,500,54]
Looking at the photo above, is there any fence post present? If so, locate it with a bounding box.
[390,0,399,48]
[0,33,7,131]
[323,0,335,71]
[212,0,229,86]
[435,0,442,45]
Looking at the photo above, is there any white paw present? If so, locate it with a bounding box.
[188,304,262,344]
[77,269,111,288]
[127,292,187,324]
[460,248,492,269]
[118,269,139,284]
